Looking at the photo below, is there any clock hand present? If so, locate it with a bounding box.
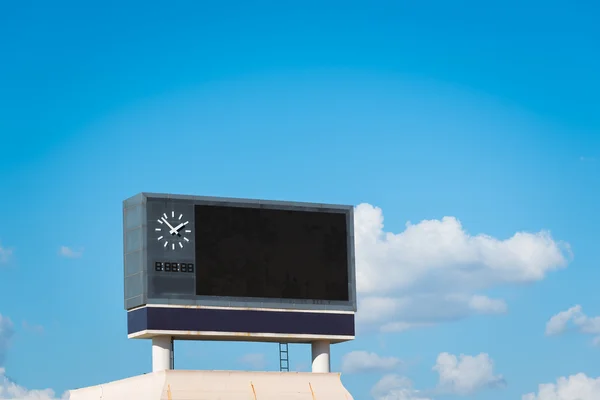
[161,217,177,234]
[169,221,189,235]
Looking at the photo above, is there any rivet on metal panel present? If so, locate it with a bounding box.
[309,382,316,400]
[250,381,257,400]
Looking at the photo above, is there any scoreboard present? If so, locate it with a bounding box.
[123,193,356,342]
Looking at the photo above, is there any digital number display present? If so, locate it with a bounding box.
[154,262,194,273]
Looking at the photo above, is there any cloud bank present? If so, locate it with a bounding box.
[369,351,505,399]
[433,352,505,395]
[355,203,569,331]
[0,313,65,399]
[523,373,600,400]
[0,369,65,400]
[371,374,431,400]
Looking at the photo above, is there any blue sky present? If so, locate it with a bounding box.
[0,1,599,399]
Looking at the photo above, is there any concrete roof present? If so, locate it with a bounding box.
[68,370,354,400]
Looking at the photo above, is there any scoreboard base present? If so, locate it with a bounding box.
[127,305,355,344]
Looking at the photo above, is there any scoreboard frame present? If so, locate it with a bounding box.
[123,193,357,315]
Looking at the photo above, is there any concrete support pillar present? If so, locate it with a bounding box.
[152,336,173,372]
[311,340,331,373]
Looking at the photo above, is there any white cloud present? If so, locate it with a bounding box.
[545,305,600,345]
[468,295,508,314]
[522,373,600,400]
[0,368,66,400]
[433,352,505,395]
[546,306,583,335]
[0,243,12,264]
[58,246,83,259]
[341,351,401,374]
[371,374,431,400]
[369,352,505,399]
[0,315,14,367]
[238,353,267,370]
[0,314,65,399]
[355,203,569,331]
[22,321,44,335]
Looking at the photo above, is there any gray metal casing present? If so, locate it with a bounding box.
[123,192,357,312]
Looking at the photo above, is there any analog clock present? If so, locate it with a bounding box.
[155,211,192,250]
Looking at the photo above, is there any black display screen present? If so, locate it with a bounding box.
[194,205,349,301]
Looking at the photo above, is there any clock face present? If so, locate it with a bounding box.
[155,210,192,251]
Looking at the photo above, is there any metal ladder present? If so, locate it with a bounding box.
[279,343,289,372]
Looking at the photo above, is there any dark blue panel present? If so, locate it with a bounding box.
[128,307,354,337]
[127,307,148,334]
